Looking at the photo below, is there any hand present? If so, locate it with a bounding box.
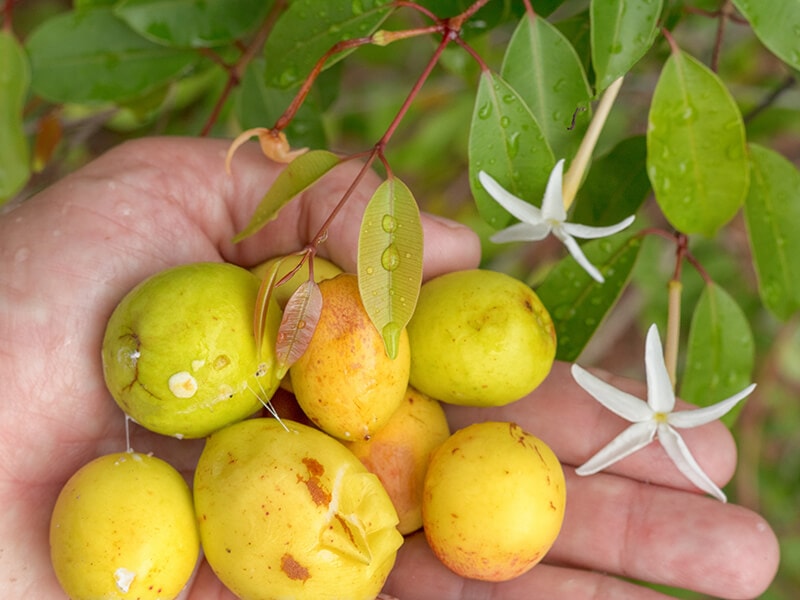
[0,137,778,599]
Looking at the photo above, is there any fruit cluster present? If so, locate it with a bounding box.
[49,259,566,600]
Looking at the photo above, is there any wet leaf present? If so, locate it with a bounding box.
[469,70,554,229]
[680,282,754,427]
[501,11,592,160]
[743,144,800,320]
[253,258,284,359]
[357,177,423,359]
[731,0,800,70]
[536,231,642,362]
[0,31,30,203]
[646,48,748,237]
[115,0,271,48]
[264,0,393,88]
[26,8,199,103]
[591,0,663,92]
[275,280,323,378]
[233,150,341,242]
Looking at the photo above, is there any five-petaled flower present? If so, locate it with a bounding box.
[571,323,756,502]
[478,159,635,283]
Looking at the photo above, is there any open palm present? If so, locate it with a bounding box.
[0,138,778,599]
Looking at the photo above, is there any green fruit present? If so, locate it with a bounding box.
[102,262,281,438]
[50,452,200,599]
[407,269,556,406]
[194,418,403,600]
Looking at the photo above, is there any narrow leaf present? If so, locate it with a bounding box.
[264,0,393,88]
[358,177,423,359]
[0,31,30,203]
[536,231,642,361]
[571,135,651,227]
[732,0,800,71]
[743,144,800,320]
[646,49,748,237]
[233,150,341,242]
[26,8,198,103]
[115,0,271,48]
[469,70,554,229]
[679,282,754,427]
[591,0,663,92]
[275,280,323,378]
[253,258,284,359]
[501,11,592,160]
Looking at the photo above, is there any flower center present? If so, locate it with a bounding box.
[653,412,669,424]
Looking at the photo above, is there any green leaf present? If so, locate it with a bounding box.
[501,11,592,160]
[732,0,800,70]
[591,0,663,92]
[468,70,554,229]
[0,31,31,203]
[233,150,341,243]
[536,231,642,362]
[358,177,423,359]
[26,8,199,103]
[743,144,800,320]
[237,58,327,150]
[572,135,651,227]
[646,49,748,237]
[264,0,393,89]
[115,0,272,48]
[679,282,754,427]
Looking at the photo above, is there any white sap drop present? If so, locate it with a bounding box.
[114,567,135,593]
[168,371,198,398]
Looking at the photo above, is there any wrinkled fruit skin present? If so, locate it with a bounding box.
[422,421,566,581]
[345,386,450,534]
[194,418,403,600]
[290,273,410,440]
[50,452,199,599]
[102,262,281,438]
[408,269,556,406]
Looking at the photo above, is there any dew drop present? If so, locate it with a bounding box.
[500,116,511,128]
[478,103,493,119]
[381,214,397,233]
[381,245,400,271]
[506,131,520,158]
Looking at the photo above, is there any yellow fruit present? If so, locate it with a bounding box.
[408,269,556,406]
[102,262,281,438]
[290,273,410,441]
[194,418,403,600]
[422,421,566,581]
[344,386,450,534]
[50,452,199,599]
[251,254,343,308]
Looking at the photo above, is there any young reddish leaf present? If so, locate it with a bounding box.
[32,112,63,173]
[275,280,323,378]
[233,149,341,242]
[358,177,423,359]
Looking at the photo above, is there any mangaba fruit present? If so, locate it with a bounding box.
[102,262,281,438]
[50,452,199,599]
[194,418,403,600]
[408,268,556,406]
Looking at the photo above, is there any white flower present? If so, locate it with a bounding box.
[478,159,635,283]
[571,324,756,502]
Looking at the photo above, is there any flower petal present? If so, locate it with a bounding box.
[555,230,605,283]
[668,383,756,429]
[478,171,543,224]
[541,159,567,222]
[644,324,676,413]
[657,424,727,502]
[490,221,551,244]
[575,421,657,475]
[562,214,636,239]
[571,364,653,421]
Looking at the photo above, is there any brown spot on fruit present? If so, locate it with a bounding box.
[302,457,324,477]
[280,553,310,581]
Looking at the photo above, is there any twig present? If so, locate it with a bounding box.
[744,74,797,124]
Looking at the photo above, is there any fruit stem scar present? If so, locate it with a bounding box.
[168,371,198,398]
